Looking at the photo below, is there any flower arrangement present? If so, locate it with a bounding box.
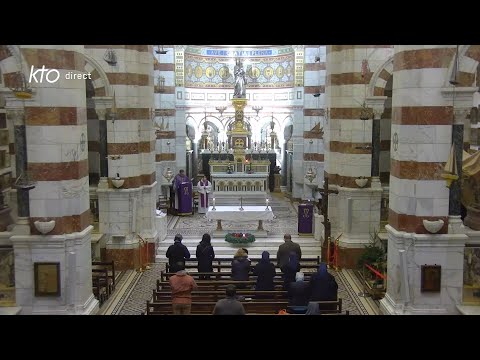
[225,233,255,244]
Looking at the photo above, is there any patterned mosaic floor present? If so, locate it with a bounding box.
[166,194,298,237]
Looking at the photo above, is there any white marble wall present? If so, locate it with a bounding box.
[314,213,325,242]
[98,181,159,249]
[10,226,98,315]
[333,186,382,247]
[380,225,468,315]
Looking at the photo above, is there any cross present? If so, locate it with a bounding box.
[314,176,339,262]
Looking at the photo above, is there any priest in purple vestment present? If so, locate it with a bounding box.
[173,169,192,213]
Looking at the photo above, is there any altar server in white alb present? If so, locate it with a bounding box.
[197,175,212,214]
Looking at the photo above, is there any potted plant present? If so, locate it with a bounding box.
[357,229,387,297]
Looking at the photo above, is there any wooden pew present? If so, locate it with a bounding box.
[92,268,109,305]
[165,256,321,273]
[92,261,116,293]
[166,263,320,273]
[159,271,314,282]
[146,300,289,315]
[152,289,288,302]
[156,279,287,292]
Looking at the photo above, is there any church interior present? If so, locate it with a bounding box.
[0,45,480,315]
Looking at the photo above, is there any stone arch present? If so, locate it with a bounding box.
[0,45,26,90]
[83,53,112,97]
[442,45,480,88]
[368,55,394,97]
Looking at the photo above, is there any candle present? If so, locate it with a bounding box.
[213,198,215,206]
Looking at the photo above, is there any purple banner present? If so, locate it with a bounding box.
[178,182,192,215]
[298,203,313,235]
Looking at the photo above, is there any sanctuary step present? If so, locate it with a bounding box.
[155,235,322,262]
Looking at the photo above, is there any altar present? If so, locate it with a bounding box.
[206,205,274,238]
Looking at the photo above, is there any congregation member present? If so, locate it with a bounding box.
[212,284,246,315]
[166,234,190,273]
[231,248,251,288]
[196,233,215,279]
[277,234,302,268]
[168,264,198,315]
[281,252,300,290]
[309,262,338,311]
[253,251,276,293]
[287,272,310,314]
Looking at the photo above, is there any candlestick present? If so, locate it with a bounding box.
[239,196,244,211]
[212,197,216,211]
[266,198,269,210]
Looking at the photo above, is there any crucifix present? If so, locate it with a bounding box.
[315,176,339,262]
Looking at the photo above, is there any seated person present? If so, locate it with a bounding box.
[231,248,251,289]
[253,251,276,296]
[213,284,246,315]
[309,262,338,312]
[280,252,300,291]
[287,272,310,314]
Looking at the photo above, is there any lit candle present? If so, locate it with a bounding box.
[266,199,269,208]
[213,198,215,206]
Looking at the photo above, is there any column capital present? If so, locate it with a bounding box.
[365,96,388,118]
[441,87,477,109]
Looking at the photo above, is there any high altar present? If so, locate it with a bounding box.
[208,98,271,205]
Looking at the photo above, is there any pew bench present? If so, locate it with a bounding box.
[146,300,289,315]
[153,289,288,302]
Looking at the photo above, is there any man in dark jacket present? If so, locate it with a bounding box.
[213,284,246,315]
[166,234,190,273]
[277,234,302,268]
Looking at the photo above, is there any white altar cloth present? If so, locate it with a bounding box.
[206,206,274,221]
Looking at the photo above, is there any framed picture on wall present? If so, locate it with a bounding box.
[421,265,441,292]
[34,262,61,297]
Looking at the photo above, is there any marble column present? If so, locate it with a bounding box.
[324,46,392,267]
[380,45,468,315]
[281,141,288,187]
[10,45,98,314]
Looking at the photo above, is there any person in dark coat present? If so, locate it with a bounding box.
[281,252,300,291]
[166,234,190,273]
[287,272,310,314]
[309,262,338,311]
[253,251,276,294]
[277,234,302,268]
[231,248,251,289]
[196,233,215,279]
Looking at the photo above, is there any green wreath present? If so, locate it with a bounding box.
[225,233,256,243]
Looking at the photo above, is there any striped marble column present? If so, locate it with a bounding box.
[325,45,393,267]
[154,46,177,198]
[381,45,468,315]
[388,45,457,234]
[303,45,326,200]
[86,46,157,269]
[10,45,98,314]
